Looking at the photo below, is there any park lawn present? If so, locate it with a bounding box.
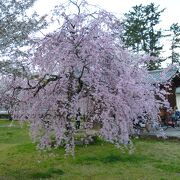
[0,120,180,180]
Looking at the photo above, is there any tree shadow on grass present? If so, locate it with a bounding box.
[102,153,146,163]
[4,168,64,179]
[31,168,64,179]
[75,153,149,165]
[155,163,180,173]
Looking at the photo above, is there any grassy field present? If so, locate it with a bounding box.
[0,120,180,180]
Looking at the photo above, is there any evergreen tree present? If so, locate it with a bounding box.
[122,4,146,53]
[122,3,165,70]
[169,23,180,65]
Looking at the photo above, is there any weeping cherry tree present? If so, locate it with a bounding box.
[0,0,168,155]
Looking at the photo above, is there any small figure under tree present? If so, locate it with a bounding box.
[76,109,81,130]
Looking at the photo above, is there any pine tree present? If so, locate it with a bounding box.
[122,3,165,70]
[169,23,180,65]
[122,4,146,53]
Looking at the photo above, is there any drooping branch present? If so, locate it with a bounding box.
[0,0,169,155]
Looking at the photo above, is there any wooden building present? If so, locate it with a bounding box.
[149,67,180,110]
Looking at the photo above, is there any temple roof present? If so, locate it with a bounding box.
[148,67,179,84]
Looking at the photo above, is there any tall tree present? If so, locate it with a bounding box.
[0,0,168,155]
[0,0,46,57]
[121,4,146,53]
[169,23,180,65]
[0,0,46,119]
[122,3,165,70]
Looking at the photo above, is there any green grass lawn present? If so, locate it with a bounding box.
[0,120,180,180]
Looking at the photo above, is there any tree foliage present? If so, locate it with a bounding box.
[0,0,47,89]
[0,0,46,57]
[122,3,165,70]
[169,23,180,65]
[0,1,168,155]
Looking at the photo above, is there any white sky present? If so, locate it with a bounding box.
[32,0,180,66]
[34,0,180,29]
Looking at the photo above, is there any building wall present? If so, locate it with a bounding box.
[176,94,180,110]
[167,84,177,109]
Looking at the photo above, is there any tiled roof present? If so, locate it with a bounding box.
[148,67,179,84]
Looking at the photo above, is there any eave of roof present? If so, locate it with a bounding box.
[148,67,179,84]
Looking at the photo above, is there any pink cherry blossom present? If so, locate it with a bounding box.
[0,0,168,155]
